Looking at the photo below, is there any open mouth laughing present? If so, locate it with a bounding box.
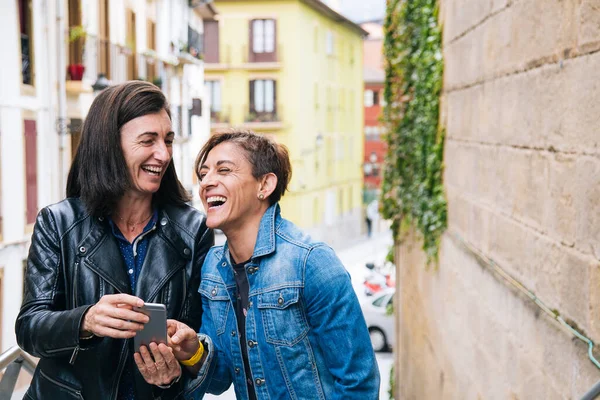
[142,165,163,176]
[206,196,227,210]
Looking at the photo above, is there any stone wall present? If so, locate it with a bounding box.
[394,0,600,398]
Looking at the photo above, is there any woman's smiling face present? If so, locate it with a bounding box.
[120,109,174,198]
[198,142,263,232]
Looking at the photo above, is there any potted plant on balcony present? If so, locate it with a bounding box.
[67,25,87,80]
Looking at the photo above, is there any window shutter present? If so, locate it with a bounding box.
[249,20,255,62]
[24,120,37,225]
[273,80,277,115]
[204,20,219,63]
[249,80,255,114]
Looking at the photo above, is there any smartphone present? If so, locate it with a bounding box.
[133,303,167,350]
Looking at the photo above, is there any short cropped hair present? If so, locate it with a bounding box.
[66,81,190,216]
[195,130,292,205]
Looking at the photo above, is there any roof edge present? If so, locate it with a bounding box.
[300,0,369,37]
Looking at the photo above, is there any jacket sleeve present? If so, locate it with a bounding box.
[15,207,94,359]
[303,244,380,400]
[184,289,234,398]
[180,220,214,331]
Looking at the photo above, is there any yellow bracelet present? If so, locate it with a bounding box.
[180,340,204,366]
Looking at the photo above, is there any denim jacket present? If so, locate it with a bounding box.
[186,204,380,400]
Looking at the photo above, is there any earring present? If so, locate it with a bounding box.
[258,193,265,200]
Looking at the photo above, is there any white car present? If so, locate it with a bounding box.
[361,288,395,352]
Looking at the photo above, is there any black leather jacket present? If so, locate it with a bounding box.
[16,198,214,400]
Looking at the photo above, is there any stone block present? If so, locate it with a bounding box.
[586,261,600,341]
[548,53,600,153]
[544,153,578,246]
[555,249,593,333]
[578,0,600,52]
[576,157,600,260]
[445,0,580,90]
[443,0,493,44]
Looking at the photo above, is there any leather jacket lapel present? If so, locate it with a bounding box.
[135,212,192,302]
[81,221,130,294]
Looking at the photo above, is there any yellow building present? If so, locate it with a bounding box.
[204,0,366,245]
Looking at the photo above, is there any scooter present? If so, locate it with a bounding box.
[363,262,389,296]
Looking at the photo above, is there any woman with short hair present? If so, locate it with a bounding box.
[16,81,213,399]
[138,130,380,399]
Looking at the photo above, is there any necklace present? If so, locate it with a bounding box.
[114,212,152,233]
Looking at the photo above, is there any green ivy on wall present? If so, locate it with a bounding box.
[381,0,447,261]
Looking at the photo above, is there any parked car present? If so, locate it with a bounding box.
[361,288,395,352]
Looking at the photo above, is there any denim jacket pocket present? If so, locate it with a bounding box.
[199,280,230,336]
[257,287,309,346]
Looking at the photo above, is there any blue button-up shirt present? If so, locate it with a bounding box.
[109,210,158,400]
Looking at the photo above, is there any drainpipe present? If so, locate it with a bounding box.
[581,382,600,400]
[56,0,68,194]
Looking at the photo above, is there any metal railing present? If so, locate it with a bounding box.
[0,346,37,399]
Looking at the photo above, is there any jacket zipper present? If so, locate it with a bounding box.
[39,369,83,398]
[72,261,79,309]
[69,261,80,365]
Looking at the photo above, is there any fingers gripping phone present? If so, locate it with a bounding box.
[133,303,167,350]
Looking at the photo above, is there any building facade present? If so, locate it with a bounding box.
[361,20,385,204]
[204,0,366,247]
[0,0,214,353]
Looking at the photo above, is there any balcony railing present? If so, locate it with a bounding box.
[244,112,280,123]
[211,110,231,124]
[242,44,282,65]
[241,105,284,131]
[0,346,37,399]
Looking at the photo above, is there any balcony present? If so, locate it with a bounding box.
[242,44,282,70]
[205,44,282,71]
[210,108,231,131]
[242,107,284,131]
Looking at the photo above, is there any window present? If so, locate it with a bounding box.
[68,0,83,66]
[188,25,203,60]
[249,79,276,116]
[98,0,111,78]
[364,90,374,107]
[250,19,276,62]
[24,119,37,225]
[325,30,334,55]
[125,8,137,81]
[372,294,391,308]
[205,81,221,114]
[146,19,157,80]
[373,90,380,106]
[18,0,34,85]
[204,20,219,63]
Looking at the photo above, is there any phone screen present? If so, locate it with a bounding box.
[133,303,167,350]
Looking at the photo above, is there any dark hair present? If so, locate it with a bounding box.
[66,81,190,216]
[195,130,292,205]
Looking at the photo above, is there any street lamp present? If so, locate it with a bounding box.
[92,73,110,93]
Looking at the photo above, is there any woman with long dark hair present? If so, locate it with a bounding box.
[16,81,213,399]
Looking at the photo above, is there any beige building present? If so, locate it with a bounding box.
[394,0,600,398]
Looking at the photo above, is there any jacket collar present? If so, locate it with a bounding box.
[218,203,280,267]
[252,203,279,258]
[81,208,192,298]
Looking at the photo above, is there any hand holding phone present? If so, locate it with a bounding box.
[133,303,167,350]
